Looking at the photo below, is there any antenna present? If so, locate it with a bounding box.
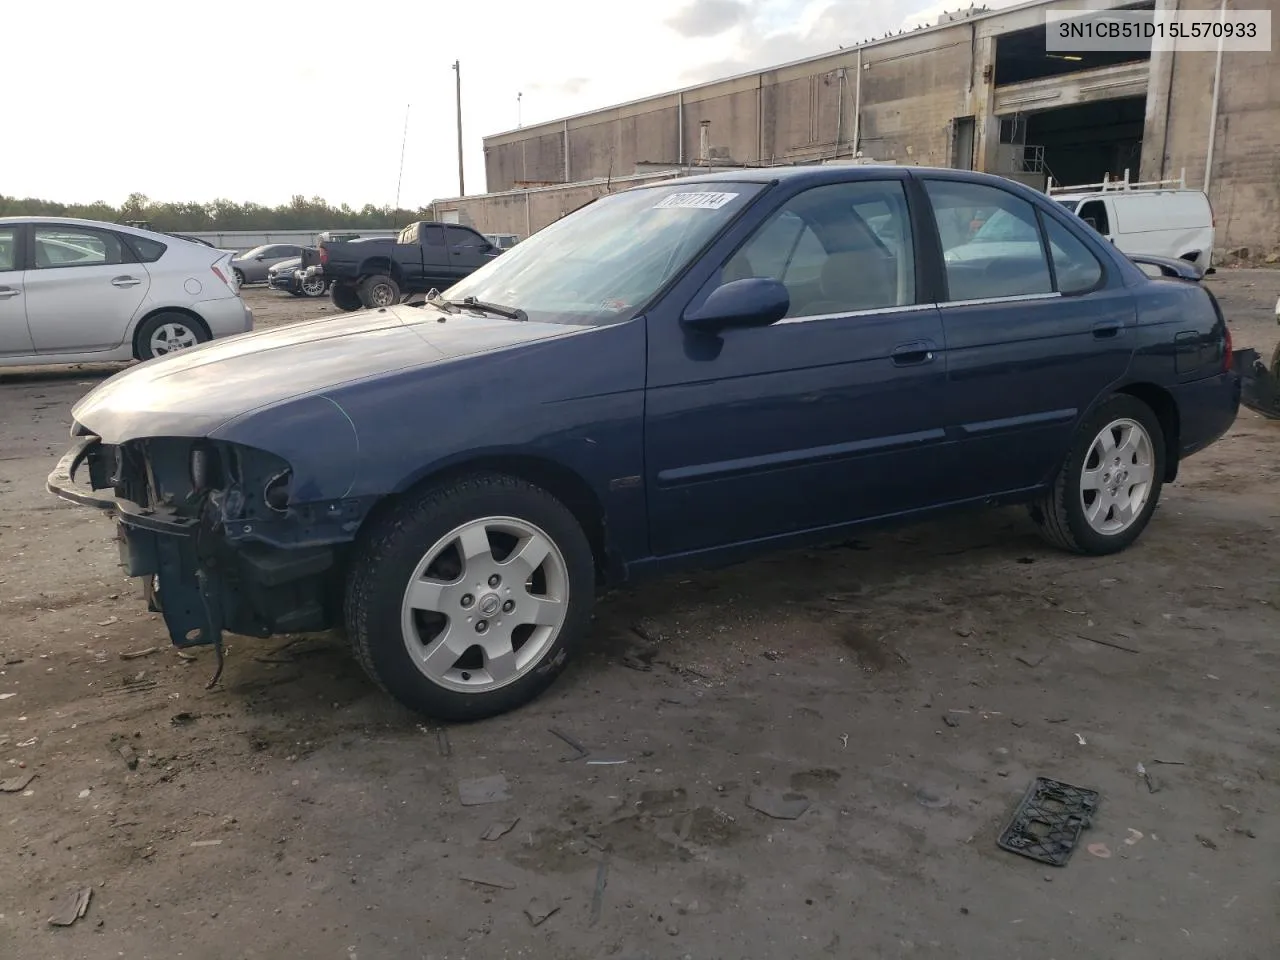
[393,103,410,224]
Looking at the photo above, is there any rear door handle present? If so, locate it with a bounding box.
[0,286,20,299]
[892,340,936,366]
[111,276,142,288]
[1092,321,1122,339]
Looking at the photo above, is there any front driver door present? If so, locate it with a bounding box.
[644,177,952,558]
[444,225,500,283]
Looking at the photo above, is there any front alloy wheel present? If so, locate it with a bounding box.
[345,472,595,720]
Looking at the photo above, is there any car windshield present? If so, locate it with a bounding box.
[439,181,766,325]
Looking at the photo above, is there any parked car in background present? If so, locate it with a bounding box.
[267,256,329,297]
[1051,181,1215,268]
[230,243,306,286]
[0,216,251,366]
[47,166,1239,723]
[300,222,499,310]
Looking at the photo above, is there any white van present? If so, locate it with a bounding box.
[1051,188,1215,267]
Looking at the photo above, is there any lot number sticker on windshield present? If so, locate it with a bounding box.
[654,192,739,210]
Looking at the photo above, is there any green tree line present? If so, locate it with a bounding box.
[0,193,427,232]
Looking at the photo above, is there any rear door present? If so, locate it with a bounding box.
[0,223,34,356]
[25,224,152,354]
[443,225,500,282]
[919,175,1135,499]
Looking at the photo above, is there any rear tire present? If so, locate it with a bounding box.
[359,274,400,309]
[344,472,595,722]
[134,312,209,361]
[330,283,363,312]
[232,268,245,287]
[1029,394,1166,555]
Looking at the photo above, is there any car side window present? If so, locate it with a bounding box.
[0,228,16,271]
[444,226,483,249]
[422,226,447,248]
[721,180,915,318]
[32,226,125,269]
[1042,215,1104,295]
[127,235,168,263]
[1078,200,1110,235]
[923,180,1052,301]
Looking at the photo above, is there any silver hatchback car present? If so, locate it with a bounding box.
[0,217,252,367]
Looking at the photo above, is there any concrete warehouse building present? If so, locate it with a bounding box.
[429,0,1279,258]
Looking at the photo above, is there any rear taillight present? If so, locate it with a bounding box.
[319,246,328,265]
[211,265,228,285]
[1222,321,1232,373]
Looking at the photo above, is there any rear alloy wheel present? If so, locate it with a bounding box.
[330,283,364,312]
[1029,394,1165,555]
[135,312,209,361]
[345,473,595,721]
[301,273,327,297]
[233,268,245,287]
[359,274,400,308]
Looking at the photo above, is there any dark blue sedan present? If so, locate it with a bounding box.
[48,166,1240,721]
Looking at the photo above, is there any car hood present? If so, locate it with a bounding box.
[72,305,587,443]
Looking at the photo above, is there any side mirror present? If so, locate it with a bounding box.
[682,277,790,333]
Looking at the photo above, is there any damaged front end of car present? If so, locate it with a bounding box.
[48,427,377,684]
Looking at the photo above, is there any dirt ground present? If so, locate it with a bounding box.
[2,274,1278,960]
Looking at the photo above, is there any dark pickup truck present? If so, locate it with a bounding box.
[301,220,502,311]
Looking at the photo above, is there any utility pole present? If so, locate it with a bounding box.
[452,60,465,197]
[517,91,523,128]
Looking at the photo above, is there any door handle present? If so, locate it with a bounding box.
[892,341,936,366]
[0,286,20,299]
[111,276,142,288]
[1092,321,1121,339]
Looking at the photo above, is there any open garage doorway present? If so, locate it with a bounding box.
[1020,97,1147,191]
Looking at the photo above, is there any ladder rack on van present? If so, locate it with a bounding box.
[1047,168,1188,195]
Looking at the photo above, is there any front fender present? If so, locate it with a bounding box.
[211,393,361,502]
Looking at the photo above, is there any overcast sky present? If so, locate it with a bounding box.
[7,0,1020,210]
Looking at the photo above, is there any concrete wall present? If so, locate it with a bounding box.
[483,24,984,190]
[458,0,1277,254]
[1142,0,1280,257]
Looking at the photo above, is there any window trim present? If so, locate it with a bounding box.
[28,223,131,271]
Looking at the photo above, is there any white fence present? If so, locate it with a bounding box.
[179,228,401,251]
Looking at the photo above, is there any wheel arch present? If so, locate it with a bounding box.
[1114,381,1181,482]
[366,452,616,583]
[357,257,402,283]
[130,306,212,359]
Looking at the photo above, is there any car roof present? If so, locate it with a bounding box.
[0,214,176,241]
[627,164,1050,194]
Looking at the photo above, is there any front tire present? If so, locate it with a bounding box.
[330,283,363,312]
[359,274,400,308]
[301,273,328,298]
[1029,394,1166,555]
[345,473,596,721]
